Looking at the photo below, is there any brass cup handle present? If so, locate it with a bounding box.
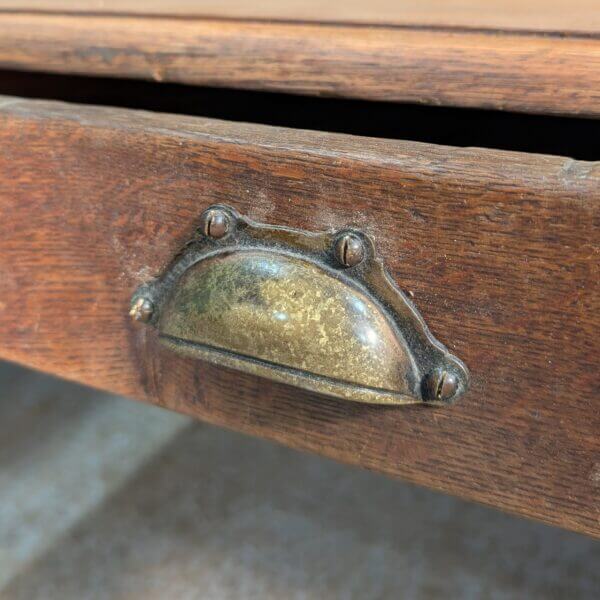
[130,205,469,406]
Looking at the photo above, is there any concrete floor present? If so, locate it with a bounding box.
[0,362,598,599]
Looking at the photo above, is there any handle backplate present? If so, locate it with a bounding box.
[130,205,469,406]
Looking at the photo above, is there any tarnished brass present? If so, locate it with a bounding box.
[334,232,365,268]
[129,297,154,323]
[199,207,230,239]
[131,205,469,406]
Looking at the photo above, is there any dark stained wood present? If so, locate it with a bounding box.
[1,0,599,35]
[0,97,598,536]
[0,13,598,117]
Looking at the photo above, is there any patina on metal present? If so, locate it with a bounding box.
[334,232,365,268]
[130,205,469,406]
[129,296,154,323]
[199,206,231,239]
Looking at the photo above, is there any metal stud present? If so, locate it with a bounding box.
[129,297,154,323]
[334,233,365,268]
[423,370,459,403]
[199,207,231,239]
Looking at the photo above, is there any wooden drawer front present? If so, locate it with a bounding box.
[0,97,598,536]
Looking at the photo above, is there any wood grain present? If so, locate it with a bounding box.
[0,13,598,117]
[1,1,599,35]
[0,97,598,536]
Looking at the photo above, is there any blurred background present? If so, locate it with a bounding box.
[0,361,598,599]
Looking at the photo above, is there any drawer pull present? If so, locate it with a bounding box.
[130,205,469,406]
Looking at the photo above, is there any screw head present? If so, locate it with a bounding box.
[334,233,365,268]
[129,297,154,323]
[199,207,231,239]
[423,370,459,403]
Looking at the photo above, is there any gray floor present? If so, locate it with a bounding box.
[0,362,598,599]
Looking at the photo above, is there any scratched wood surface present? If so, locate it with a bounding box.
[0,13,598,117]
[0,97,598,536]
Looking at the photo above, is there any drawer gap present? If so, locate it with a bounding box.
[0,70,597,160]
